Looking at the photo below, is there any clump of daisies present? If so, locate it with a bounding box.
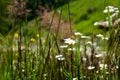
[94,6,120,28]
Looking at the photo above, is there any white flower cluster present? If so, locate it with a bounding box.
[104,6,119,21]
[96,34,109,40]
[94,6,120,28]
[103,6,119,13]
[94,21,109,27]
[60,32,91,51]
[64,38,76,45]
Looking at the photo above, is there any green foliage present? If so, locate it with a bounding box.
[60,0,120,34]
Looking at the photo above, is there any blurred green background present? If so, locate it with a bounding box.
[0,0,120,35]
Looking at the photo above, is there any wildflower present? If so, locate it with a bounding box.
[36,34,39,38]
[22,69,25,72]
[96,34,104,38]
[95,53,104,58]
[83,76,86,78]
[99,63,108,70]
[82,57,87,61]
[94,21,109,27]
[81,36,90,39]
[88,66,95,70]
[74,32,83,36]
[64,38,76,45]
[106,72,109,74]
[102,37,109,40]
[86,41,92,45]
[104,8,114,13]
[103,6,119,13]
[68,48,76,51]
[14,33,19,38]
[94,22,99,26]
[55,54,63,58]
[58,57,65,61]
[60,45,68,48]
[73,78,77,80]
[43,74,47,77]
[30,38,35,42]
[55,54,65,61]
[110,12,118,19]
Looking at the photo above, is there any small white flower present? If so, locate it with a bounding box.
[94,22,99,26]
[106,12,119,20]
[43,74,47,77]
[55,54,65,61]
[82,57,87,61]
[102,37,109,40]
[58,57,65,61]
[86,41,92,45]
[55,54,63,58]
[83,76,86,78]
[22,69,25,72]
[110,12,118,18]
[60,45,68,48]
[88,66,95,70]
[73,78,77,80]
[94,21,109,27]
[99,64,108,70]
[106,72,109,74]
[96,34,104,38]
[95,53,104,58]
[104,8,114,13]
[104,21,109,27]
[81,36,90,39]
[64,38,76,45]
[105,6,114,9]
[68,48,76,51]
[74,32,83,36]
[115,10,119,13]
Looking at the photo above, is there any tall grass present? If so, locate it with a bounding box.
[0,0,120,80]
